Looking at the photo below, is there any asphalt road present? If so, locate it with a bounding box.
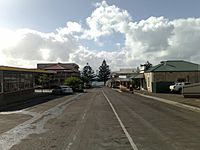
[0,87,199,150]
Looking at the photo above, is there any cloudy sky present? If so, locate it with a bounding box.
[0,0,200,71]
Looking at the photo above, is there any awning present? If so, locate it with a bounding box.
[115,78,131,82]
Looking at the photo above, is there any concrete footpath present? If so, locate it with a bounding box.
[114,88,200,113]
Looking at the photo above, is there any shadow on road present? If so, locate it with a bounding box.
[0,94,65,112]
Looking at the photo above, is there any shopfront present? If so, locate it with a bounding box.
[0,66,53,108]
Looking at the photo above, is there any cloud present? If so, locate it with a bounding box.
[82,0,131,41]
[56,22,83,36]
[81,1,200,68]
[166,18,200,60]
[124,16,175,64]
[1,0,200,71]
[1,27,80,68]
[69,46,128,71]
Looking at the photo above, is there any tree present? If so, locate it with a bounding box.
[35,74,54,88]
[37,74,48,87]
[35,74,53,92]
[98,60,111,85]
[64,77,82,91]
[82,63,94,82]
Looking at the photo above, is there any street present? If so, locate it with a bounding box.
[0,87,200,150]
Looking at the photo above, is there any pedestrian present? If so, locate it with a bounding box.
[130,84,134,94]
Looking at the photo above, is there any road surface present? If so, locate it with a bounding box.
[0,87,199,150]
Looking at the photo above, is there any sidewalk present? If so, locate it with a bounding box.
[134,90,200,108]
[112,87,200,113]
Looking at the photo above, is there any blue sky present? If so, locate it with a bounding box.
[1,0,199,31]
[0,0,200,70]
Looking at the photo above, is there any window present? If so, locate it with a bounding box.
[3,71,34,93]
[3,72,19,93]
[24,73,33,89]
[19,73,25,90]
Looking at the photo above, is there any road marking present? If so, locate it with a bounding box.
[0,94,82,150]
[102,90,139,150]
[66,107,88,150]
[135,92,200,113]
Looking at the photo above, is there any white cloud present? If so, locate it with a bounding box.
[81,1,200,68]
[166,18,200,60]
[124,16,174,64]
[1,28,79,68]
[69,46,128,71]
[40,48,50,60]
[56,21,83,36]
[82,0,131,41]
[1,1,200,71]
[124,17,200,65]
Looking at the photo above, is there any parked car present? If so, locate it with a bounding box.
[52,85,73,95]
[169,82,191,93]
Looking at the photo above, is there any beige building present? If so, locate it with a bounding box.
[142,60,200,93]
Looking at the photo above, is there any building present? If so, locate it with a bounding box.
[140,60,200,93]
[0,66,53,108]
[109,68,137,88]
[37,63,80,86]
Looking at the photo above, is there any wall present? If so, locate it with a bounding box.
[153,72,200,83]
[144,72,154,92]
[0,70,36,108]
[0,89,34,109]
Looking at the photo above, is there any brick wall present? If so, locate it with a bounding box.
[153,72,200,83]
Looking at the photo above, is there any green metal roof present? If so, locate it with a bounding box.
[147,60,200,72]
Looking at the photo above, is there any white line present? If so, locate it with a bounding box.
[102,90,138,150]
[66,108,88,150]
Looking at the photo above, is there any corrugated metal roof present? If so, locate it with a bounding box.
[43,64,66,70]
[147,60,200,72]
[37,63,79,70]
[0,66,55,73]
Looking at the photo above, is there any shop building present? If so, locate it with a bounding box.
[0,66,53,108]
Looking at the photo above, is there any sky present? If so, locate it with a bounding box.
[0,0,200,71]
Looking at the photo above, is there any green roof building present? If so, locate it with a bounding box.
[147,60,200,72]
[143,60,200,93]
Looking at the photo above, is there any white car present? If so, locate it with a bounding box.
[169,82,190,93]
[52,85,73,95]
